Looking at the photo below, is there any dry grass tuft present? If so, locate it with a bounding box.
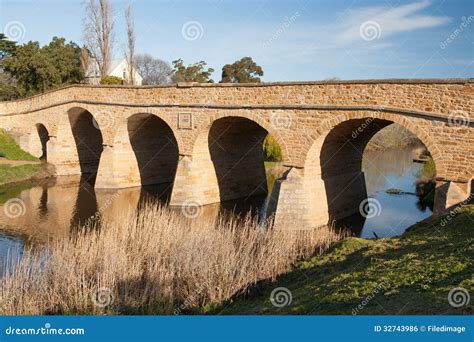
[0,201,342,315]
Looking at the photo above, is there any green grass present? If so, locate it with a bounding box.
[213,205,474,315]
[0,129,38,161]
[0,164,43,187]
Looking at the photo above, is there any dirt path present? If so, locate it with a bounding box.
[0,158,42,166]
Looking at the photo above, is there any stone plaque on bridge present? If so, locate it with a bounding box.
[178,113,193,129]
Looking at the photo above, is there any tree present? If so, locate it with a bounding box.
[135,54,173,85]
[43,37,83,85]
[0,33,18,100]
[83,0,114,78]
[0,33,16,60]
[1,37,83,97]
[172,59,214,83]
[220,57,263,83]
[124,3,135,85]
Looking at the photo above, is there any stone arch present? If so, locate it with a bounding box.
[126,113,180,186]
[311,111,444,174]
[171,113,286,206]
[302,110,441,227]
[65,106,104,175]
[191,111,289,164]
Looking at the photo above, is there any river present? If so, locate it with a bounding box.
[0,145,433,272]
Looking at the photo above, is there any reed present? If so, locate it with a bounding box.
[0,202,342,315]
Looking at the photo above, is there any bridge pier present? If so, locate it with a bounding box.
[266,167,322,230]
[267,168,313,230]
[95,144,141,189]
[433,178,473,215]
[169,155,220,206]
[46,136,82,176]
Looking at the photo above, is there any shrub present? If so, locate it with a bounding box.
[100,76,124,85]
[263,135,283,162]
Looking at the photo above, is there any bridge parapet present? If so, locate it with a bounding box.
[0,79,472,117]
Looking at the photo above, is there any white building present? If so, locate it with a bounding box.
[85,58,143,85]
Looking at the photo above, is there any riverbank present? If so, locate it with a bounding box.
[0,129,53,186]
[213,205,474,315]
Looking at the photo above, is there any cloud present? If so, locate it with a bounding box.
[335,0,451,45]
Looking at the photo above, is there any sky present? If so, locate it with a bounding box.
[0,0,473,81]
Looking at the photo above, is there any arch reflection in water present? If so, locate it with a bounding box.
[0,175,273,272]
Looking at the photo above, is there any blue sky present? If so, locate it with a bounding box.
[1,0,473,81]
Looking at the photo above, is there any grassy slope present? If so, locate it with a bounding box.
[215,205,474,315]
[0,129,43,185]
[0,129,37,161]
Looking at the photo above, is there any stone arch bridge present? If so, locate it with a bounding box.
[0,79,472,229]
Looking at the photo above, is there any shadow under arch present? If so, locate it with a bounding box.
[67,107,104,176]
[35,123,49,161]
[127,113,179,187]
[304,115,438,230]
[207,116,270,202]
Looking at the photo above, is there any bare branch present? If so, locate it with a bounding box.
[83,0,114,78]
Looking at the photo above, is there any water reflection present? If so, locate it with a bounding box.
[335,146,434,238]
[0,147,433,271]
[0,171,274,272]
